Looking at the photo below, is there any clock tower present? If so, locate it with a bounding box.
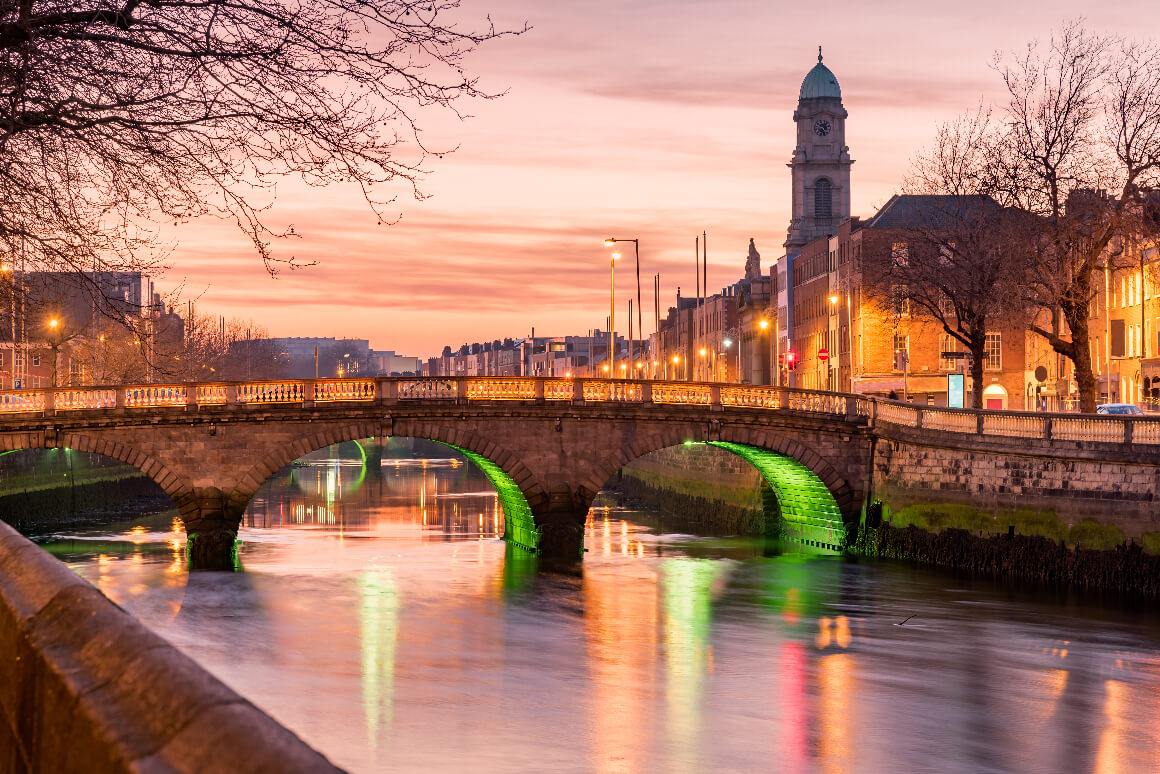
[784,48,853,256]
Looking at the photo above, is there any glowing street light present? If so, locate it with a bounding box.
[604,237,642,371]
[608,249,621,377]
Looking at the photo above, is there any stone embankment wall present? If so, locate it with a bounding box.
[0,521,342,773]
[871,433,1160,554]
[861,523,1160,597]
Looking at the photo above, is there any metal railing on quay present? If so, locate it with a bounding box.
[0,376,1155,446]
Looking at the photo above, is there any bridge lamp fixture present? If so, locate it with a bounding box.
[602,365,610,373]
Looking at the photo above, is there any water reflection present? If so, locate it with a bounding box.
[33,440,1160,774]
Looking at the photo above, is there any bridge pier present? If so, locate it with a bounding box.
[531,483,588,564]
[183,487,243,571]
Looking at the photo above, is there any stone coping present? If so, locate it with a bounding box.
[0,521,344,773]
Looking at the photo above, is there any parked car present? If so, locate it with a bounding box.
[1095,403,1145,415]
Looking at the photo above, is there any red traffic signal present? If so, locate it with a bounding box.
[782,351,797,369]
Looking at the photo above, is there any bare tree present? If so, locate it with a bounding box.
[0,1,521,314]
[993,22,1160,411]
[883,110,1027,407]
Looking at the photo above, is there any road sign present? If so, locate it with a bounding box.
[941,351,969,360]
[817,348,830,361]
[13,379,20,389]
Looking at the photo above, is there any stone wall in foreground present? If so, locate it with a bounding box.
[0,521,343,774]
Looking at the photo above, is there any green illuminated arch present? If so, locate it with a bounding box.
[705,441,846,552]
[438,442,538,553]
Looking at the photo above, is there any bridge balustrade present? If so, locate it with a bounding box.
[980,413,1045,438]
[314,380,375,402]
[1052,416,1125,443]
[651,383,712,404]
[544,380,574,401]
[787,391,846,414]
[237,382,306,403]
[465,379,537,400]
[1133,421,1160,444]
[2,377,1160,447]
[397,379,456,400]
[721,386,783,409]
[917,407,978,434]
[196,384,229,405]
[875,401,921,428]
[583,381,644,402]
[54,389,118,411]
[125,385,188,408]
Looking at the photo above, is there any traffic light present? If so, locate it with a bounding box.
[784,351,797,370]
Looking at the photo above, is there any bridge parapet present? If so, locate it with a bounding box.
[3,376,1160,448]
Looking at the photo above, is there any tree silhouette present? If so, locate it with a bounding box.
[0,1,523,293]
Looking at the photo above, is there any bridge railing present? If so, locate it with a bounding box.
[2,377,1158,446]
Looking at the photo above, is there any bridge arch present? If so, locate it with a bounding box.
[579,424,858,550]
[14,431,195,519]
[231,419,542,554]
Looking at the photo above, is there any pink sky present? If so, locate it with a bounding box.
[162,0,1156,357]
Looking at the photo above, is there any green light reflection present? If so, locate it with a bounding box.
[360,569,399,752]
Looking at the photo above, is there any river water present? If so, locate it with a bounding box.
[33,440,1160,773]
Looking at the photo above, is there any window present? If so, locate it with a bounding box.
[893,333,909,371]
[891,285,910,317]
[0,353,3,367]
[891,242,909,268]
[14,352,24,368]
[32,355,40,367]
[815,179,832,219]
[939,335,958,371]
[938,291,955,318]
[939,241,956,264]
[985,332,1002,371]
[1110,319,1126,357]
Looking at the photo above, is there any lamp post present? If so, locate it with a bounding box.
[604,238,641,372]
[607,250,621,377]
[46,317,60,388]
[828,294,838,391]
[1,263,10,388]
[758,318,770,385]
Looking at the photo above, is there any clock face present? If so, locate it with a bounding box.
[813,119,832,137]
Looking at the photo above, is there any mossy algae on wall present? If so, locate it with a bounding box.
[879,501,1136,553]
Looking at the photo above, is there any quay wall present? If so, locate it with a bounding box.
[0,521,342,773]
[870,432,1160,554]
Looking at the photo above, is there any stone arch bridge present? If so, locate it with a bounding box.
[2,377,1158,568]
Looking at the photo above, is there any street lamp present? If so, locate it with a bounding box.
[828,295,838,390]
[604,237,642,372]
[608,250,621,377]
[45,317,61,387]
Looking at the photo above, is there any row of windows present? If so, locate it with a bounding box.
[0,353,41,368]
[892,332,1002,371]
